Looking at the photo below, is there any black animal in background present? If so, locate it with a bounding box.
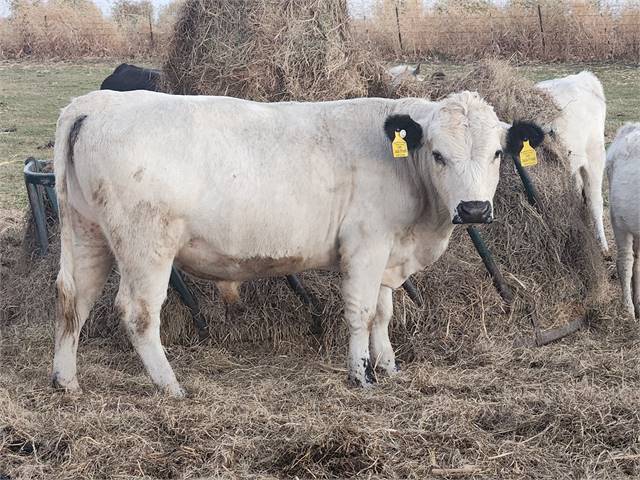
[100,63,161,92]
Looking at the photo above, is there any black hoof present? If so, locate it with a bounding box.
[348,358,377,387]
[364,358,376,384]
[51,371,61,389]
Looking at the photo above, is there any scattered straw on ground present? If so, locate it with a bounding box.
[1,296,639,478]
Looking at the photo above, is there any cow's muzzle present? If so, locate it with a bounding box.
[452,201,493,224]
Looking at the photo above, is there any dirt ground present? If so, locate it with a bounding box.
[1,61,640,479]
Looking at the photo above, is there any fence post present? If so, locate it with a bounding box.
[395,2,404,53]
[537,4,546,58]
[148,11,154,49]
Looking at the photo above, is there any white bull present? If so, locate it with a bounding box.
[606,123,640,319]
[535,71,609,252]
[51,90,542,395]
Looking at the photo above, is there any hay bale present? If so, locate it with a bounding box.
[161,0,387,100]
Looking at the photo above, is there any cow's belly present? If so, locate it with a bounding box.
[174,235,339,282]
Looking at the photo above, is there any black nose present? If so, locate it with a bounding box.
[453,201,493,224]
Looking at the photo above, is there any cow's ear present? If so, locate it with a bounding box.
[384,114,423,150]
[504,120,545,156]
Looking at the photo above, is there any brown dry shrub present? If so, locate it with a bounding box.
[358,0,640,62]
[161,0,388,100]
[0,0,171,59]
[0,0,120,58]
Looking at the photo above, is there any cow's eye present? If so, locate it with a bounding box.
[494,150,502,160]
[433,151,446,166]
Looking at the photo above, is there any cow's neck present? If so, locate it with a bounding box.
[390,155,456,273]
[413,181,455,267]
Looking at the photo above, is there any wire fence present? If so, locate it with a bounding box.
[354,1,640,62]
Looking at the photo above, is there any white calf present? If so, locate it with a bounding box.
[536,71,609,252]
[606,123,640,318]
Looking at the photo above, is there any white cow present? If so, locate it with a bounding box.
[387,64,424,85]
[606,123,640,319]
[535,71,609,252]
[51,90,542,395]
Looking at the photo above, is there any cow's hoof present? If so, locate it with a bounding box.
[51,372,82,394]
[348,358,377,387]
[373,358,400,376]
[386,362,401,376]
[348,375,376,388]
[164,383,187,398]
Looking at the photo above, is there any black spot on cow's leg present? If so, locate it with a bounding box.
[347,358,377,387]
[392,359,401,373]
[51,371,61,389]
[363,358,376,385]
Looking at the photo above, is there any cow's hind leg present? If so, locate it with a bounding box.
[633,236,640,319]
[370,286,398,376]
[615,226,635,317]
[582,141,608,253]
[52,212,113,392]
[116,262,184,396]
[111,217,185,397]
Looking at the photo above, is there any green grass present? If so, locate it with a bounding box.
[520,63,640,140]
[1,60,639,210]
[0,61,116,209]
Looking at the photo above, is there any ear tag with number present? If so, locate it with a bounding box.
[392,130,408,158]
[519,140,538,167]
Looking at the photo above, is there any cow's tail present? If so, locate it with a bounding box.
[53,111,87,335]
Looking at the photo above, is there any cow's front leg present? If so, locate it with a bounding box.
[370,286,398,376]
[341,247,388,387]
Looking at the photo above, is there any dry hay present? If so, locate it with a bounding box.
[161,0,388,101]
[2,303,639,479]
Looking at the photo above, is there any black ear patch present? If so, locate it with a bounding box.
[384,114,423,151]
[505,120,545,156]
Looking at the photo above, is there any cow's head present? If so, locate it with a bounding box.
[384,91,544,224]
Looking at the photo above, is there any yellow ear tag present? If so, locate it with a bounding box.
[392,130,409,158]
[519,140,538,167]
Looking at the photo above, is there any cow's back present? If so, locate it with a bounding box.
[537,71,606,171]
[59,91,409,275]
